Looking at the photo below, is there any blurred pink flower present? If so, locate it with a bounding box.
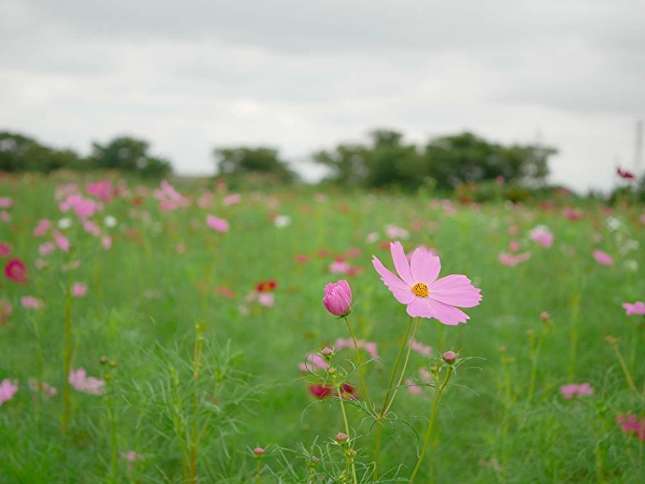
[623,301,645,316]
[0,379,18,405]
[86,180,114,202]
[101,236,112,250]
[616,414,645,441]
[508,240,521,252]
[28,379,57,398]
[223,193,241,206]
[0,211,10,223]
[0,197,13,208]
[197,191,214,208]
[530,226,554,248]
[121,450,143,463]
[72,282,87,298]
[329,259,352,274]
[335,338,380,360]
[0,242,11,257]
[154,181,189,211]
[593,250,614,266]
[373,242,482,324]
[298,353,330,372]
[406,378,423,396]
[39,242,55,256]
[563,207,583,221]
[69,368,105,395]
[257,292,274,307]
[385,224,409,240]
[207,215,229,233]
[60,194,100,219]
[560,383,593,399]
[5,258,27,283]
[21,296,44,310]
[498,252,531,267]
[322,280,352,317]
[83,220,101,237]
[54,231,70,252]
[409,338,432,357]
[33,219,52,237]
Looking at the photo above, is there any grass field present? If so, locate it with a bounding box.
[0,174,643,483]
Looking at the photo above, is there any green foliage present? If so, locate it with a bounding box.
[0,131,86,173]
[90,136,172,178]
[214,146,297,184]
[315,129,557,191]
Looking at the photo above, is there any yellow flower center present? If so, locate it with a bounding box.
[411,282,429,298]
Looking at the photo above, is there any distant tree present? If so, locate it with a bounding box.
[424,132,555,188]
[0,131,84,173]
[213,146,296,183]
[90,136,172,177]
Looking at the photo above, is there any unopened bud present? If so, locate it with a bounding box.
[99,356,109,365]
[335,432,349,443]
[539,311,550,322]
[321,346,334,358]
[253,447,265,457]
[442,351,458,364]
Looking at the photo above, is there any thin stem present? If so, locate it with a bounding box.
[611,342,639,397]
[187,324,205,483]
[344,316,369,401]
[337,387,358,484]
[409,366,454,483]
[61,287,74,433]
[381,318,420,417]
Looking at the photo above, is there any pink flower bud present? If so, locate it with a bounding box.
[335,432,349,443]
[442,351,458,364]
[322,280,352,317]
[253,447,265,457]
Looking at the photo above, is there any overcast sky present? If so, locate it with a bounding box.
[1,1,644,192]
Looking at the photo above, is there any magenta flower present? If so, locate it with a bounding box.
[86,180,114,202]
[372,242,482,324]
[622,301,645,316]
[593,250,614,266]
[0,379,18,405]
[72,282,88,298]
[616,414,645,441]
[529,226,554,248]
[560,383,593,399]
[21,296,44,310]
[69,368,105,395]
[4,258,27,283]
[60,194,100,219]
[207,214,229,233]
[322,280,352,317]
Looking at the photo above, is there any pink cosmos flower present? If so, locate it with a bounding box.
[28,379,57,398]
[0,197,13,208]
[298,353,330,372]
[508,240,521,252]
[322,280,352,317]
[69,368,105,395]
[616,414,645,441]
[373,242,482,324]
[4,258,27,283]
[86,180,114,202]
[0,211,10,223]
[223,193,241,206]
[385,224,409,240]
[563,207,583,221]
[21,296,44,310]
[33,219,51,237]
[409,339,432,357]
[72,282,87,298]
[560,383,593,399]
[60,194,100,219]
[498,252,531,267]
[0,242,11,257]
[207,214,229,233]
[530,226,554,248]
[623,301,645,316]
[83,220,101,237]
[39,242,55,256]
[329,259,352,274]
[101,236,112,250]
[334,338,380,360]
[593,250,614,267]
[406,378,423,396]
[53,231,70,252]
[0,379,18,405]
[154,181,189,211]
[257,292,274,307]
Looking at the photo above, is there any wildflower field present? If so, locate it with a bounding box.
[0,175,643,483]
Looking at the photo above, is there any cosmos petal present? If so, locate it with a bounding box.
[406,297,434,318]
[429,275,482,308]
[410,247,441,284]
[426,299,470,325]
[390,241,413,284]
[372,256,415,304]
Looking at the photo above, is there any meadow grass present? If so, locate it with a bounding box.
[0,175,643,483]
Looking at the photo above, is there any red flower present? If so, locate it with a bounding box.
[256,280,277,293]
[4,258,27,284]
[308,384,333,399]
[616,167,635,180]
[340,383,358,400]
